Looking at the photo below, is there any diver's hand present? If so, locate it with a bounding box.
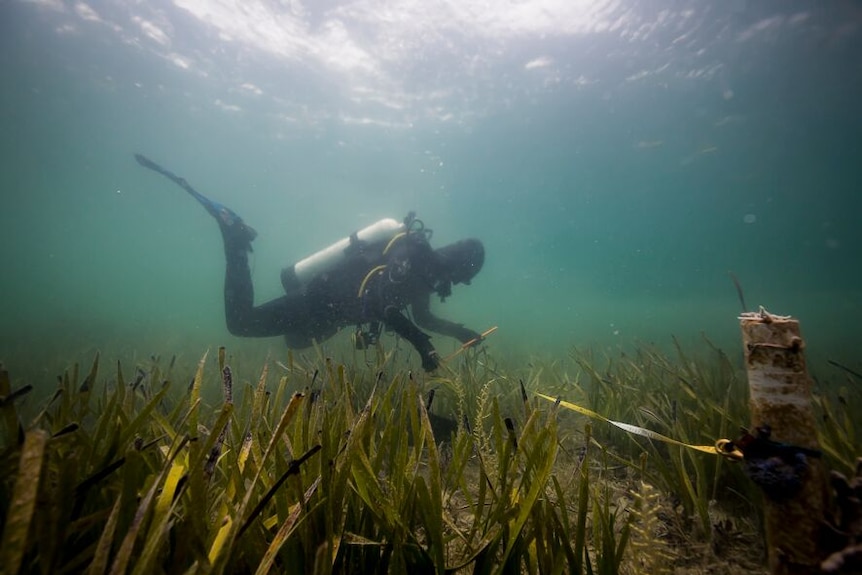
[456,328,483,346]
[421,350,440,372]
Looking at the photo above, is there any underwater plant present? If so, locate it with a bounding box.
[3,335,855,574]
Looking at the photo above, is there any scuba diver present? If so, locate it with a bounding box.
[134,154,486,372]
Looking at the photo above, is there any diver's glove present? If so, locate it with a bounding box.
[421,349,440,372]
[454,327,483,346]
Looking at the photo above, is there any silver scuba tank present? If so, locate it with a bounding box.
[281,218,405,293]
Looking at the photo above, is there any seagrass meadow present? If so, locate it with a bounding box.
[5,1,862,573]
[2,337,860,575]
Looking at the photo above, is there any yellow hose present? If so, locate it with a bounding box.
[357,265,387,298]
[382,232,407,255]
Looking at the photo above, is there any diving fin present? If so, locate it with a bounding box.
[134,153,257,247]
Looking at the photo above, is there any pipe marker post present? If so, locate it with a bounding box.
[740,309,828,575]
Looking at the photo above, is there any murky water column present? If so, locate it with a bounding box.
[740,310,829,575]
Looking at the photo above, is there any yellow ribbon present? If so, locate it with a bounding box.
[536,393,735,458]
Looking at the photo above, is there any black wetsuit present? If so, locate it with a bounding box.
[223,232,479,370]
[131,153,479,369]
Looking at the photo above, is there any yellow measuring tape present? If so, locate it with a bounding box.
[536,393,741,459]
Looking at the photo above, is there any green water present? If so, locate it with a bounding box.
[2,0,860,390]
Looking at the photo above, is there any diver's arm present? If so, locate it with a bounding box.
[411,294,481,344]
[382,305,440,371]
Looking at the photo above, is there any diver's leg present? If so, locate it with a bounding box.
[223,239,257,335]
[223,246,314,337]
[133,153,265,334]
[135,153,297,337]
[223,233,318,338]
[221,220,297,337]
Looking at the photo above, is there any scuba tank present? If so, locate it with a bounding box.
[281,217,406,293]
